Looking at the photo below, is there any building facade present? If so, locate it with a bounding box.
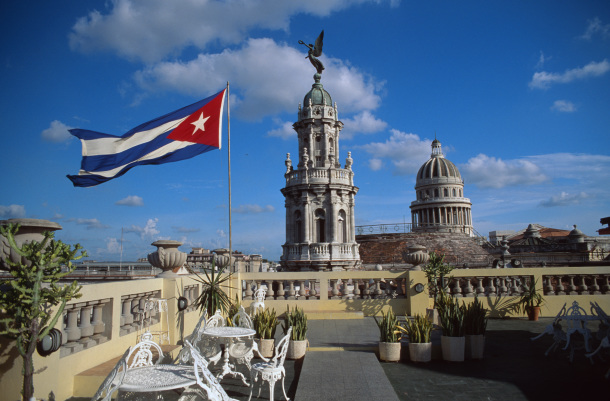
[280,75,360,271]
[410,139,473,235]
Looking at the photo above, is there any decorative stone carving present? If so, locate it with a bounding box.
[402,245,429,271]
[148,240,187,278]
[0,218,62,270]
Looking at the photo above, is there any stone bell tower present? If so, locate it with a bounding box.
[280,74,360,271]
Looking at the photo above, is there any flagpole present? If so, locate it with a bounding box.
[227,82,233,274]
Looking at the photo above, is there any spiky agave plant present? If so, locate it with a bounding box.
[190,258,234,318]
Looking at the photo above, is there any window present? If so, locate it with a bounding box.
[338,210,347,243]
[294,210,302,243]
[315,209,326,243]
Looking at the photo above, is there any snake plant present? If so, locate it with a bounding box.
[253,308,279,339]
[282,305,308,341]
[400,314,432,343]
[377,310,401,343]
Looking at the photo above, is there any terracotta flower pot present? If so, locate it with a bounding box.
[287,339,308,359]
[528,306,541,321]
[379,342,401,362]
[408,342,432,362]
[441,336,465,362]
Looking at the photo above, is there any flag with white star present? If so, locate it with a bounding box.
[67,89,226,187]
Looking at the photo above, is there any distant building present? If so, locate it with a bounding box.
[410,139,473,235]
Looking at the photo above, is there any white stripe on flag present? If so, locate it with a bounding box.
[82,117,187,156]
[77,138,195,178]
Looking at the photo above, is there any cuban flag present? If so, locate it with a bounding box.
[67,89,227,187]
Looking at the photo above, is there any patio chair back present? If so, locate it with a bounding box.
[250,288,266,315]
[273,326,292,369]
[126,331,164,369]
[233,305,254,329]
[91,348,129,401]
[185,340,236,401]
[207,309,226,328]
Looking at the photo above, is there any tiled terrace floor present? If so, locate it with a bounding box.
[68,317,609,401]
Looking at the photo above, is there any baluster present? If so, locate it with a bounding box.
[309,280,317,300]
[245,281,253,299]
[64,304,84,354]
[463,278,474,297]
[498,278,508,295]
[266,281,276,300]
[452,278,463,297]
[91,300,107,344]
[299,280,307,299]
[331,279,341,299]
[509,277,519,295]
[475,277,485,295]
[567,275,578,295]
[486,277,496,295]
[78,303,96,349]
[556,275,566,295]
[121,296,133,327]
[602,275,610,294]
[363,280,371,299]
[374,279,384,299]
[544,276,555,295]
[578,276,588,294]
[130,296,142,328]
[395,278,404,298]
[287,280,297,300]
[590,275,601,295]
[277,281,286,299]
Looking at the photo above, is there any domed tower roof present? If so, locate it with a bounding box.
[415,139,462,187]
[303,74,332,106]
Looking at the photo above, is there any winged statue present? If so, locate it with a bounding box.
[299,30,325,74]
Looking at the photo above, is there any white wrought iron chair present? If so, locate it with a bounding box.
[199,309,224,367]
[91,349,129,401]
[176,312,209,365]
[248,327,292,401]
[250,288,266,315]
[126,331,164,369]
[179,340,238,401]
[228,306,268,371]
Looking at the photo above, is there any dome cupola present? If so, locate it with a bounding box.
[303,74,332,106]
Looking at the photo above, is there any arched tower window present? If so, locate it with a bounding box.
[452,188,456,197]
[338,210,347,243]
[294,210,302,243]
[315,209,326,243]
[444,188,448,197]
[434,189,439,198]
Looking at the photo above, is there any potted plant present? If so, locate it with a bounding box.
[376,310,402,362]
[190,259,233,317]
[282,305,308,359]
[400,314,433,362]
[463,296,488,359]
[437,292,465,361]
[423,252,454,325]
[517,278,544,321]
[253,308,279,358]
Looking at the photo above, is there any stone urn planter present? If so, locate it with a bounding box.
[0,218,62,270]
[379,342,402,362]
[287,339,308,360]
[147,240,187,278]
[408,342,432,363]
[402,245,429,271]
[256,338,275,358]
[441,336,465,362]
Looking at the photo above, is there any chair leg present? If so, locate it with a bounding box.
[268,379,276,401]
[248,371,257,401]
[281,374,290,401]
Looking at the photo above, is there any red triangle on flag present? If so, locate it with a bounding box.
[167,90,225,147]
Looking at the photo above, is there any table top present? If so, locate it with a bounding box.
[203,326,256,338]
[120,364,196,392]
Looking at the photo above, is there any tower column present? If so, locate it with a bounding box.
[303,199,311,243]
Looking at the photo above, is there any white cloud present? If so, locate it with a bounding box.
[67,217,110,230]
[550,100,576,113]
[103,237,122,254]
[232,204,275,214]
[529,59,610,89]
[172,226,201,234]
[41,120,73,143]
[341,111,388,139]
[133,38,383,120]
[69,0,398,63]
[369,158,383,171]
[460,154,549,189]
[359,129,432,175]
[539,192,590,207]
[535,51,550,70]
[0,204,26,218]
[124,218,160,239]
[115,195,144,207]
[267,120,295,140]
[580,17,610,40]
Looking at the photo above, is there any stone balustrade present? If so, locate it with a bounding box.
[285,168,354,186]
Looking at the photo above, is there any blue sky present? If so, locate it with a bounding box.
[1,0,609,262]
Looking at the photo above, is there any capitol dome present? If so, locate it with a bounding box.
[410,138,473,235]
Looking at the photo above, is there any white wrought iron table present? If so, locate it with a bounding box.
[120,364,196,392]
[202,326,256,385]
